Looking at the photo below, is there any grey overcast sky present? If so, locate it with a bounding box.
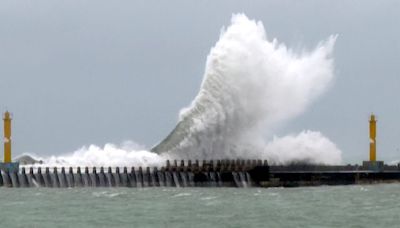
[0,1,399,163]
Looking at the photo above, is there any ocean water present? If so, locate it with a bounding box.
[1,184,400,228]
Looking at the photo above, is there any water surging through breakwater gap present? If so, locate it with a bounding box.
[22,13,341,167]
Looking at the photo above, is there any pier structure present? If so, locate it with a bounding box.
[1,159,400,188]
[0,159,269,188]
[1,112,400,188]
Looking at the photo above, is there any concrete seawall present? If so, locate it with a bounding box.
[2,160,400,188]
[0,159,269,188]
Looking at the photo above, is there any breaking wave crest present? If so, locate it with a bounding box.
[152,14,341,164]
[19,142,166,167]
[21,13,342,167]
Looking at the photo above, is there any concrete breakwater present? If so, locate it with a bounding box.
[3,159,400,188]
[0,159,269,188]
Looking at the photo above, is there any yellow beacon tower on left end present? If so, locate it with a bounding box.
[369,114,377,162]
[0,111,19,173]
[4,111,12,163]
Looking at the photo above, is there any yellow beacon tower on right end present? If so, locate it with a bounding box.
[369,114,377,162]
[363,113,383,171]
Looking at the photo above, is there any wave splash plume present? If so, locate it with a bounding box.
[152,14,341,164]
[23,14,341,167]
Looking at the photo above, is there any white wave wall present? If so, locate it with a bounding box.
[265,131,342,165]
[21,142,166,168]
[153,14,341,164]
[25,14,341,167]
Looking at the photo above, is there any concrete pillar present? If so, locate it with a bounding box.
[107,167,115,187]
[263,160,268,166]
[68,167,74,187]
[83,167,90,187]
[99,167,106,187]
[52,167,59,188]
[44,167,51,187]
[75,167,83,187]
[246,160,251,167]
[120,167,128,187]
[92,167,98,187]
[137,167,143,187]
[113,167,120,187]
[59,167,67,187]
[145,167,151,187]
[19,167,27,187]
[157,167,165,187]
[2,170,11,187]
[129,167,136,187]
[153,167,159,187]
[252,160,257,167]
[231,160,236,167]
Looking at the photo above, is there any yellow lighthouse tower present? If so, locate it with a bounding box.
[0,111,19,172]
[369,114,377,162]
[363,114,384,171]
[4,111,12,163]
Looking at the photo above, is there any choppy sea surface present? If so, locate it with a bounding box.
[1,184,400,228]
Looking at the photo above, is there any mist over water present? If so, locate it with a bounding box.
[26,14,341,167]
